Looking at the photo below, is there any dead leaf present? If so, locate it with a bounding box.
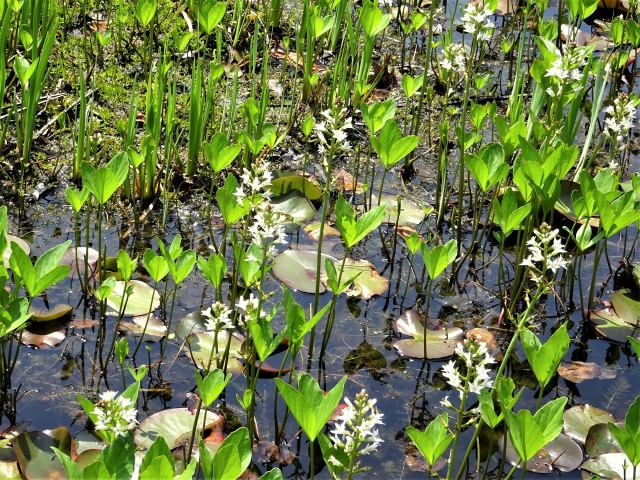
[332,168,364,194]
[557,361,617,383]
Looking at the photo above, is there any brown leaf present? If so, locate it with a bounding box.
[557,361,617,383]
[332,168,364,194]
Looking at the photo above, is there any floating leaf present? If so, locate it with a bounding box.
[563,404,617,444]
[20,326,66,348]
[60,246,99,279]
[2,235,29,269]
[504,433,583,473]
[118,315,167,342]
[12,428,71,480]
[372,194,429,226]
[103,280,160,317]
[135,408,224,455]
[466,327,502,360]
[581,452,636,479]
[590,289,640,342]
[304,223,340,241]
[332,168,364,194]
[557,361,616,384]
[29,304,73,322]
[272,250,334,294]
[393,311,464,359]
[270,174,322,201]
[339,258,388,299]
[185,330,245,374]
[585,423,621,457]
[271,193,316,224]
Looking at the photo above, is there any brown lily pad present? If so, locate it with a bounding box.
[557,361,616,384]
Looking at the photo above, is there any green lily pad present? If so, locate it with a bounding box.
[270,174,323,200]
[103,280,160,317]
[590,289,640,342]
[185,330,245,374]
[135,408,224,455]
[393,309,464,359]
[3,235,30,269]
[585,423,621,457]
[28,304,73,322]
[271,192,317,224]
[339,258,388,299]
[581,453,636,479]
[504,433,583,473]
[372,194,430,226]
[272,249,334,294]
[12,428,72,480]
[563,404,616,445]
[118,315,167,342]
[175,310,209,340]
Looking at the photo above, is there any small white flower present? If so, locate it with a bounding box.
[330,389,384,465]
[92,391,138,438]
[441,341,495,401]
[203,302,233,331]
[521,223,568,287]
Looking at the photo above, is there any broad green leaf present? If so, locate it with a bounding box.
[521,323,570,389]
[406,413,452,466]
[274,374,347,441]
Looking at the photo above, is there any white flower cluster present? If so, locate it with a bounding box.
[248,203,288,257]
[315,108,353,154]
[603,93,636,147]
[331,389,384,460]
[236,292,264,322]
[233,161,274,203]
[544,45,590,97]
[203,302,233,331]
[521,223,568,285]
[441,340,495,405]
[440,43,467,78]
[460,2,494,42]
[93,391,137,438]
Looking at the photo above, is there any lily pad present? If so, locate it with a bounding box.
[270,174,322,200]
[585,423,621,457]
[563,404,616,445]
[3,235,30,269]
[590,289,640,342]
[29,304,73,322]
[504,433,583,473]
[581,453,636,479]
[103,280,160,317]
[135,408,224,455]
[118,315,167,342]
[339,258,388,299]
[60,246,99,279]
[393,310,464,360]
[372,194,429,226]
[272,249,334,294]
[12,427,71,480]
[271,192,316,224]
[185,330,245,374]
[557,362,616,384]
[20,326,66,349]
[304,222,340,241]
